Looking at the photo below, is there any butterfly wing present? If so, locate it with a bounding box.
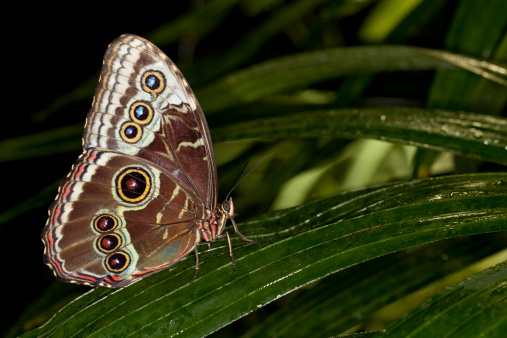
[85,34,217,208]
[42,34,216,287]
[43,150,204,287]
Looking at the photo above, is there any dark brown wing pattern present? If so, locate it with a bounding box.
[85,34,217,207]
[42,34,218,287]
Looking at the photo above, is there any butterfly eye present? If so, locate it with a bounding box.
[94,215,118,232]
[96,234,122,253]
[120,122,143,143]
[105,251,131,273]
[223,202,230,212]
[141,70,165,99]
[116,167,151,203]
[129,101,153,125]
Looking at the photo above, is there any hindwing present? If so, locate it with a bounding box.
[43,149,205,287]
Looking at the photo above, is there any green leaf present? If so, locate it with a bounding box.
[212,108,507,165]
[198,0,333,81]
[242,236,505,337]
[197,46,507,113]
[23,173,507,337]
[145,0,242,47]
[379,260,507,337]
[32,43,507,125]
[358,0,424,42]
[0,124,82,162]
[5,106,507,164]
[414,0,507,182]
[427,0,507,112]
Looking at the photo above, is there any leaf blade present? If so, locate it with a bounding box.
[26,173,507,337]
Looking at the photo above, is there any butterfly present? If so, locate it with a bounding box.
[41,34,251,288]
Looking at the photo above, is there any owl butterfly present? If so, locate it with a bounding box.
[41,34,251,288]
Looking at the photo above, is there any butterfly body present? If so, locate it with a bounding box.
[41,34,246,288]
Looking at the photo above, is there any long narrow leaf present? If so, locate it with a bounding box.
[5,108,507,164]
[212,108,507,165]
[24,173,507,337]
[379,260,507,337]
[243,237,505,337]
[198,46,507,113]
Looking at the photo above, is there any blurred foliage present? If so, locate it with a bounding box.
[4,0,507,337]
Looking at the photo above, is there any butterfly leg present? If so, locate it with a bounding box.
[230,217,254,242]
[188,242,216,283]
[217,232,237,273]
[188,245,201,284]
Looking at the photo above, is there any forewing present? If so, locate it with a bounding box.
[84,34,217,209]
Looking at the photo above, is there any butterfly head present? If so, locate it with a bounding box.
[215,197,235,236]
[221,197,235,219]
[218,197,253,243]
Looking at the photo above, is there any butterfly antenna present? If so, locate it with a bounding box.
[225,157,265,200]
